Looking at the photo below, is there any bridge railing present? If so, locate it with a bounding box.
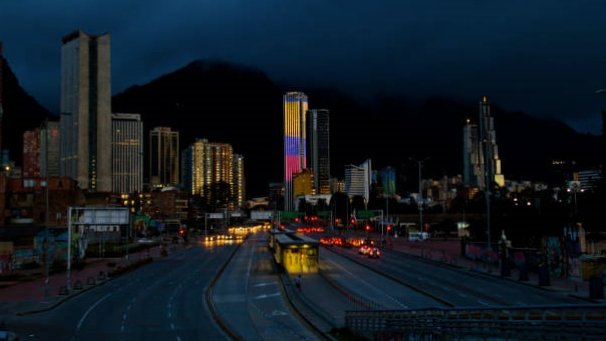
[346,304,606,339]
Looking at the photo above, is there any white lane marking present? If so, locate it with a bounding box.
[168,311,172,318]
[122,314,127,321]
[171,323,175,330]
[252,282,275,287]
[252,292,281,300]
[77,293,112,331]
[457,292,468,298]
[478,300,489,306]
[177,337,182,341]
[126,305,132,311]
[121,325,125,332]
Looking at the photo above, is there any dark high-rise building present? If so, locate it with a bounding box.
[463,97,505,189]
[0,41,4,153]
[307,109,330,195]
[41,121,60,177]
[149,127,179,189]
[23,129,41,178]
[479,96,505,189]
[463,118,482,187]
[60,31,112,192]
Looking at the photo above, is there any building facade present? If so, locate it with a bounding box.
[23,129,41,178]
[41,121,61,177]
[307,109,330,195]
[60,31,112,192]
[0,41,3,152]
[463,97,505,190]
[182,139,241,208]
[344,159,372,202]
[478,96,505,189]
[111,113,143,193]
[233,154,245,209]
[149,127,179,189]
[283,92,308,211]
[463,118,482,187]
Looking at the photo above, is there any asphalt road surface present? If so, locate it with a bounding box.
[7,243,235,341]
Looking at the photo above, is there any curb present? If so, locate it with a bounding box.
[16,278,110,316]
[205,239,244,341]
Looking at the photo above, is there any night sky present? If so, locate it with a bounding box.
[1,1,606,134]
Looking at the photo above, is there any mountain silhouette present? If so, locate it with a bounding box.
[114,60,602,197]
[1,56,53,166]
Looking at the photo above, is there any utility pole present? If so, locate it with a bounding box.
[418,160,423,233]
[43,119,50,299]
[479,97,492,248]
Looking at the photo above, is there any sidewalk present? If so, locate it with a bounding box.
[341,231,601,302]
[0,243,178,316]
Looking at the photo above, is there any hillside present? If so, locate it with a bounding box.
[1,56,53,164]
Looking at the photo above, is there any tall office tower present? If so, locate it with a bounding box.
[462,118,483,187]
[111,113,143,193]
[283,92,308,211]
[307,109,331,195]
[344,159,372,202]
[0,41,4,152]
[233,154,245,209]
[478,97,505,189]
[23,129,41,178]
[41,121,60,177]
[150,127,179,189]
[60,31,112,192]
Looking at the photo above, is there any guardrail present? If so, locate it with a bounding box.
[346,304,606,339]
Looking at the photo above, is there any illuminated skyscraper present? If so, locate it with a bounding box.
[283,92,308,211]
[60,31,112,192]
[307,109,330,195]
[150,127,179,188]
[111,113,143,193]
[233,154,245,209]
[183,139,241,208]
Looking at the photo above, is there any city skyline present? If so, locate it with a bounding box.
[1,2,606,134]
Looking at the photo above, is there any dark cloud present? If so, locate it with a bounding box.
[1,1,605,133]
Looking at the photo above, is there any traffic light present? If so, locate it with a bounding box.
[365,224,371,232]
[387,225,393,232]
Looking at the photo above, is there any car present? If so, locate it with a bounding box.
[358,244,371,255]
[368,247,381,258]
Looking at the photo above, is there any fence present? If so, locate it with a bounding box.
[346,304,606,339]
